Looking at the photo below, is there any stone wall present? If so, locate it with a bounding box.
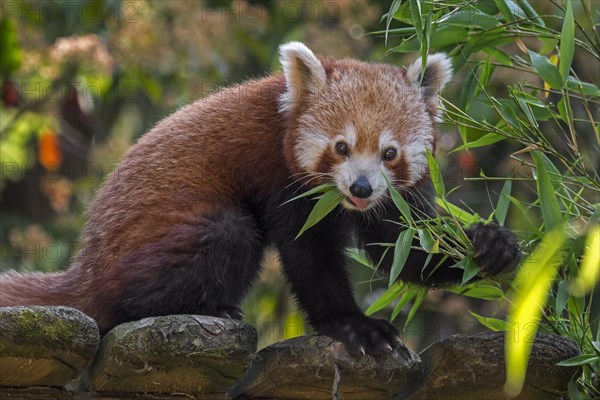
[0,306,580,399]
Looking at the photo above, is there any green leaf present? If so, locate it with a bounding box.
[532,151,562,231]
[346,248,375,270]
[529,51,564,89]
[495,178,513,225]
[448,284,504,300]
[390,25,468,53]
[483,48,513,66]
[559,0,575,80]
[557,354,600,367]
[458,255,480,285]
[384,174,413,226]
[405,288,427,327]
[409,0,423,44]
[494,0,524,22]
[383,0,403,45]
[365,281,404,315]
[516,0,544,25]
[555,280,570,316]
[389,229,415,286]
[566,77,600,97]
[426,149,445,197]
[475,56,495,100]
[443,9,499,29]
[505,227,567,397]
[391,288,417,321]
[539,38,558,56]
[451,133,505,153]
[281,183,336,206]
[435,198,478,225]
[418,229,438,253]
[572,225,600,296]
[469,311,509,331]
[557,96,573,124]
[460,64,479,111]
[295,188,345,239]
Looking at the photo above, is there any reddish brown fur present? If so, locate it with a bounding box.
[0,46,449,333]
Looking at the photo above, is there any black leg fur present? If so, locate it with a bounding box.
[113,209,263,326]
[265,192,400,355]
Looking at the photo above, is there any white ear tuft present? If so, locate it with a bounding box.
[406,53,453,98]
[279,42,326,113]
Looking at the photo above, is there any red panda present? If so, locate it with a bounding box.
[0,43,520,355]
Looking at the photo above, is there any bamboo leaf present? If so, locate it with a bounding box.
[483,48,513,66]
[383,0,403,45]
[451,133,505,153]
[389,229,415,286]
[391,288,417,321]
[281,183,336,206]
[436,198,478,225]
[426,149,445,197]
[566,77,600,97]
[559,0,575,80]
[516,0,544,25]
[475,56,495,100]
[572,225,600,296]
[409,0,423,44]
[346,248,375,270]
[557,354,600,367]
[295,188,344,239]
[469,311,509,331]
[405,288,427,327]
[495,178,513,225]
[418,228,438,253]
[504,227,567,398]
[532,151,562,231]
[384,174,413,226]
[529,51,564,89]
[448,284,504,300]
[443,9,499,29]
[365,281,404,316]
[458,255,480,285]
[555,280,570,316]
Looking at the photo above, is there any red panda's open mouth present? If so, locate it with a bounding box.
[346,196,370,210]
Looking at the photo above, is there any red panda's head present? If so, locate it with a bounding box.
[279,42,452,212]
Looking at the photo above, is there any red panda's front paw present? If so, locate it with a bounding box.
[316,314,401,356]
[466,223,521,276]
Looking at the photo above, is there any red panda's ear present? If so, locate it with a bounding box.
[279,42,326,113]
[406,54,452,118]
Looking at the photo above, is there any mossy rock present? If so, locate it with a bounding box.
[406,332,581,400]
[88,315,257,398]
[0,306,99,388]
[229,335,423,400]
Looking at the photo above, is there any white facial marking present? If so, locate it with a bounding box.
[379,129,400,153]
[295,130,330,171]
[403,128,434,184]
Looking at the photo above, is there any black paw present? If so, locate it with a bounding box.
[466,223,521,276]
[316,314,401,356]
[216,305,245,320]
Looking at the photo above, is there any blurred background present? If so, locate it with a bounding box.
[1,0,596,350]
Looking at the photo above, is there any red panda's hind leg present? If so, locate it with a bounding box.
[109,208,263,328]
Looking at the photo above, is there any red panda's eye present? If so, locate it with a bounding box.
[383,148,397,161]
[335,142,349,156]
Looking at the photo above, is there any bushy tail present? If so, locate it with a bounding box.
[0,270,84,309]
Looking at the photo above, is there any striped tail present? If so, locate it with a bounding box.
[0,270,83,309]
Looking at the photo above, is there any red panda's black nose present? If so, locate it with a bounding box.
[349,176,373,198]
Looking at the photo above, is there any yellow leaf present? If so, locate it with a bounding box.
[572,225,600,296]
